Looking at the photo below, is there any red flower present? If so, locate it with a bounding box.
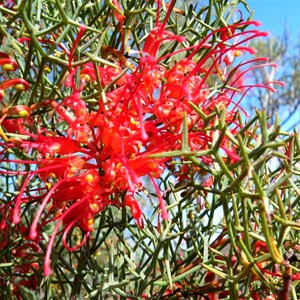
[0,10,283,277]
[124,194,144,229]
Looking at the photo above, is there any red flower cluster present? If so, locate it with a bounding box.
[0,1,281,276]
[0,225,40,299]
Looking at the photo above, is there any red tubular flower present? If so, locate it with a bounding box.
[0,78,30,91]
[124,194,144,229]
[0,105,30,118]
[0,57,30,143]
[149,175,168,220]
[111,0,125,52]
[10,244,40,297]
[0,221,41,298]
[143,25,185,58]
[111,0,124,23]
[67,24,87,77]
[36,136,83,156]
[0,54,29,103]
[0,56,18,71]
[143,0,185,58]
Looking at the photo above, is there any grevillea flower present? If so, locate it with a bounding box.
[0,245,40,300]
[0,2,283,277]
[0,217,41,299]
[0,56,30,145]
[0,52,18,71]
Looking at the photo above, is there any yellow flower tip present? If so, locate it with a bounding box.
[234,50,243,57]
[85,173,94,183]
[49,172,57,179]
[130,117,139,125]
[43,66,52,73]
[88,217,94,226]
[18,109,30,118]
[70,166,77,172]
[116,162,123,169]
[83,217,95,231]
[14,83,28,91]
[80,74,91,82]
[90,203,99,212]
[2,63,16,72]
[0,90,5,100]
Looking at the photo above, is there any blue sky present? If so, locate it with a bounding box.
[247,0,299,37]
[245,0,300,130]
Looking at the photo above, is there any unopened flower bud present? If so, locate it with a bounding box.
[0,56,18,72]
[6,105,30,117]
